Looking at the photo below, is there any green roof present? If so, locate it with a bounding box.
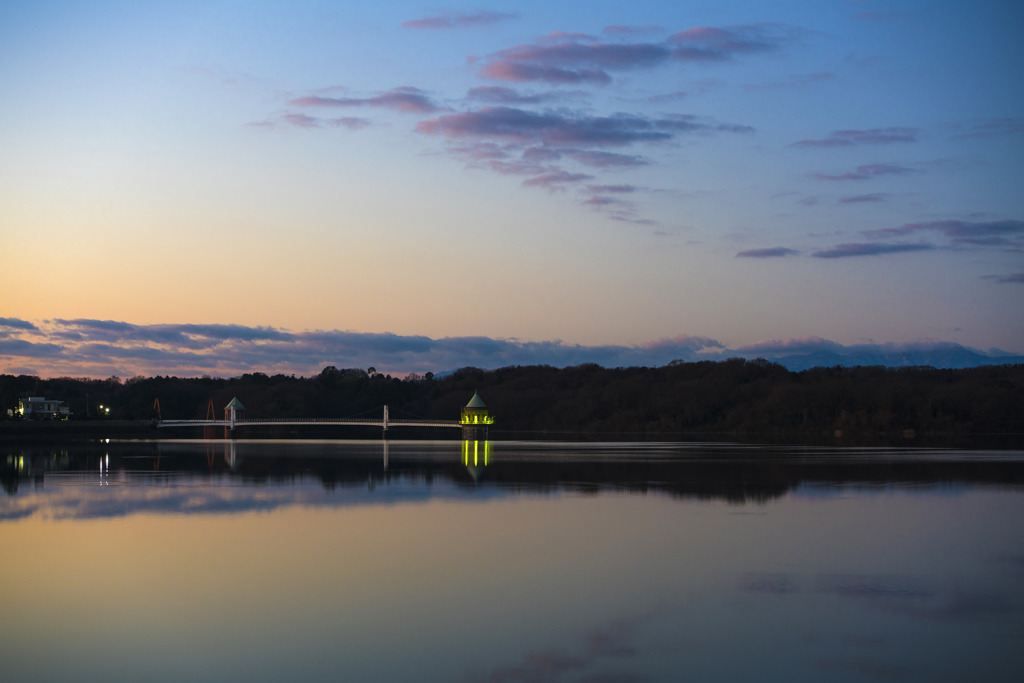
[466,391,486,409]
[225,397,246,410]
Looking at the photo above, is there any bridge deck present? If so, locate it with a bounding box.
[156,418,461,429]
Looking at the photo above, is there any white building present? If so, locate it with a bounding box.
[18,397,70,420]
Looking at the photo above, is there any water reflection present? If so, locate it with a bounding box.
[463,440,489,481]
[3,440,1024,527]
[4,440,1024,513]
[0,440,1022,682]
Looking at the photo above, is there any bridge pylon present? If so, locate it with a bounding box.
[204,399,217,439]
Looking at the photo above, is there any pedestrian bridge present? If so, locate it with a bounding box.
[156,405,461,432]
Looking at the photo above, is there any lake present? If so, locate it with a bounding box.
[2,439,1023,682]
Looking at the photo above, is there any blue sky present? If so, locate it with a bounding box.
[1,1,1021,376]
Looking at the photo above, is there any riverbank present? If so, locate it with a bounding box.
[3,420,1022,450]
[0,421,160,442]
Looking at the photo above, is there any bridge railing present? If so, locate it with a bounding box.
[155,405,463,429]
[163,418,385,424]
[156,417,461,427]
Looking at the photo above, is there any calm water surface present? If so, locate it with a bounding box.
[2,439,1023,682]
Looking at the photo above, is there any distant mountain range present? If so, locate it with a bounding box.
[753,346,1024,372]
[425,344,1024,376]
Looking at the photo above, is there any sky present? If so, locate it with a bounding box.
[1,1,1022,377]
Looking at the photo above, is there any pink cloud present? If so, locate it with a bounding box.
[811,243,934,258]
[582,195,627,206]
[417,107,714,146]
[736,247,799,258]
[864,219,1024,248]
[838,193,888,204]
[792,127,918,148]
[586,184,638,194]
[668,24,807,61]
[328,117,371,130]
[282,113,320,128]
[981,273,1024,284]
[480,61,613,85]
[401,11,517,30]
[522,171,594,192]
[474,24,804,85]
[290,87,437,113]
[602,25,664,36]
[812,163,918,181]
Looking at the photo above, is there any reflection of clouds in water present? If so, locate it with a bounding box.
[816,658,910,680]
[474,649,585,683]
[817,574,1019,622]
[0,479,507,521]
[466,616,648,683]
[586,618,639,658]
[885,591,1018,621]
[1,485,315,520]
[0,507,35,521]
[738,572,1021,624]
[739,572,801,595]
[817,574,936,600]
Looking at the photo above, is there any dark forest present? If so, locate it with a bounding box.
[1,359,1022,435]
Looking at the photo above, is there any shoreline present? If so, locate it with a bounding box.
[2,420,1022,449]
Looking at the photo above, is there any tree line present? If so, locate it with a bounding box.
[1,358,1021,434]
